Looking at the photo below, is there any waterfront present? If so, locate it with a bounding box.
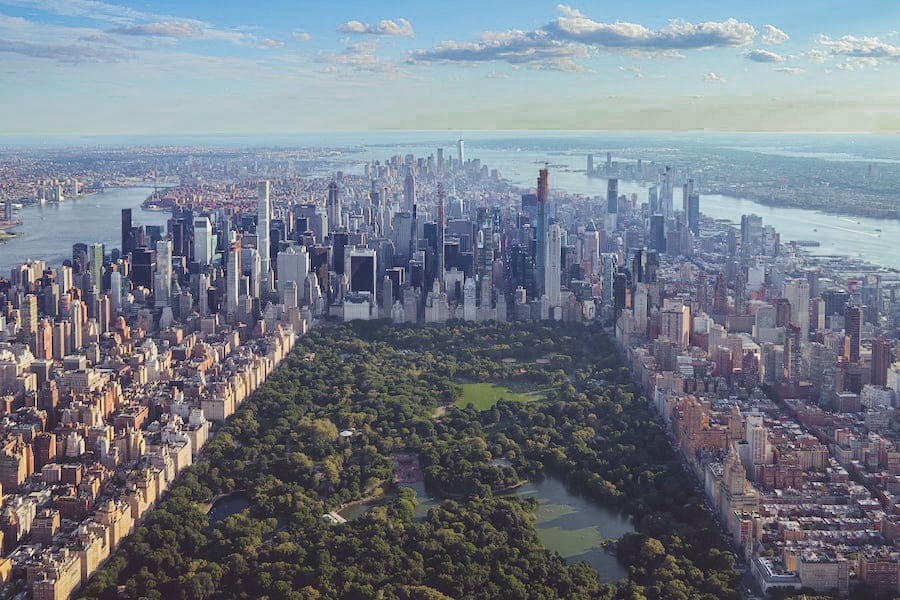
[0,186,169,273]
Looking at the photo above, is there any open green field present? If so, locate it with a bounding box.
[456,382,545,410]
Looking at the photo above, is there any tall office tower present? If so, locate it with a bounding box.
[660,301,691,350]
[607,178,618,214]
[403,173,416,211]
[121,209,133,255]
[685,179,700,235]
[154,240,172,307]
[437,147,444,175]
[243,248,262,299]
[544,222,561,308]
[110,271,123,312]
[783,279,810,335]
[586,154,594,176]
[71,299,84,350]
[257,180,272,291]
[198,273,210,315]
[89,242,104,291]
[409,203,418,259]
[276,246,309,297]
[872,336,891,387]
[606,152,612,170]
[784,323,802,382]
[648,185,659,215]
[437,183,446,289]
[600,253,617,304]
[583,221,600,277]
[844,304,861,363]
[662,166,673,219]
[535,168,549,296]
[740,214,763,249]
[346,248,377,295]
[20,293,39,340]
[457,138,465,166]
[650,214,666,252]
[95,294,111,334]
[327,180,342,233]
[193,217,213,266]
[226,238,241,318]
[35,318,52,359]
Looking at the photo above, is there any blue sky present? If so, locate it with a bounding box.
[1,0,898,134]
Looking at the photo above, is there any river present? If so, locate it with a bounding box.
[0,186,170,274]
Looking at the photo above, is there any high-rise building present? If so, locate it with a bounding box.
[740,214,763,250]
[587,154,594,176]
[121,209,133,255]
[457,139,465,166]
[154,240,172,307]
[535,169,549,296]
[276,246,309,299]
[783,279,810,335]
[20,294,39,340]
[685,178,700,236]
[193,217,213,266]
[650,215,666,252]
[607,178,618,214]
[327,180,342,233]
[403,173,416,211]
[600,253,617,305]
[89,243,104,292]
[544,222,561,308]
[844,304,861,363]
[437,183,446,289]
[257,180,272,291]
[226,238,241,318]
[872,336,891,387]
[346,248,377,295]
[784,323,802,382]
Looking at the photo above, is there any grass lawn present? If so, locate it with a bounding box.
[455,382,545,410]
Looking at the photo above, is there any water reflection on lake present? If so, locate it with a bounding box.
[338,474,633,583]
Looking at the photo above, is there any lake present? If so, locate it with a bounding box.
[339,473,634,583]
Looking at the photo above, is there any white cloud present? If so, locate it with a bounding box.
[486,70,510,79]
[775,66,805,74]
[746,49,785,63]
[292,31,312,42]
[108,21,202,38]
[703,71,726,83]
[256,38,285,49]
[412,6,756,70]
[337,18,414,37]
[836,56,880,70]
[318,41,407,76]
[816,34,900,59]
[762,25,789,45]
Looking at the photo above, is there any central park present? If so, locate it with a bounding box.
[81,321,739,600]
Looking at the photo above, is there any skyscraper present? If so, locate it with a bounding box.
[872,336,891,387]
[154,240,172,307]
[226,238,241,318]
[89,242,104,292]
[783,279,810,336]
[437,183,446,289]
[403,173,416,211]
[544,221,561,308]
[193,217,213,266]
[327,181,342,232]
[607,178,618,214]
[346,247,377,295]
[121,209,133,255]
[844,304,861,363]
[457,139,465,167]
[535,168,549,296]
[257,180,272,291]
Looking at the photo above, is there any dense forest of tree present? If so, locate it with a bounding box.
[81,321,740,600]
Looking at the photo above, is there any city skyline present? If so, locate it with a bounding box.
[1,0,899,134]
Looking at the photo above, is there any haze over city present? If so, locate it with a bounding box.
[1,2,900,600]
[1,0,900,133]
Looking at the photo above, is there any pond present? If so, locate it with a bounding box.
[511,476,634,583]
[207,492,250,524]
[338,474,633,583]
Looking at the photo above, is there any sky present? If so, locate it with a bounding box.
[0,0,899,134]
